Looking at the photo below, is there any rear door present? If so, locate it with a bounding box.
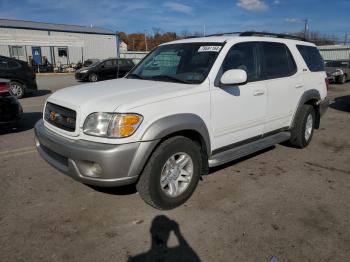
[260,42,302,133]
[210,42,267,150]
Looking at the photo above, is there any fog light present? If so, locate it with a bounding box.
[90,163,103,176]
[77,161,103,178]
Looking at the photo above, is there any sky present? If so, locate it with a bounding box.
[0,0,349,40]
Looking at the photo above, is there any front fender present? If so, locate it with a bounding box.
[140,113,211,156]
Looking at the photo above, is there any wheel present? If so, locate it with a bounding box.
[338,75,346,84]
[136,136,202,210]
[10,81,25,99]
[289,104,315,148]
[88,73,99,82]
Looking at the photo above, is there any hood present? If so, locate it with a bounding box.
[47,78,196,117]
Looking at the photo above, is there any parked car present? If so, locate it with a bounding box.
[75,58,135,82]
[0,78,23,126]
[0,56,37,99]
[325,60,350,84]
[35,32,328,210]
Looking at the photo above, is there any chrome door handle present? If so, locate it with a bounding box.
[295,84,303,88]
[253,90,265,96]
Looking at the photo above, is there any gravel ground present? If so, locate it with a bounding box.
[0,75,349,262]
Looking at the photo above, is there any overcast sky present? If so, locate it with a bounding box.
[1,0,349,39]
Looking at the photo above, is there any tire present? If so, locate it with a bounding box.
[10,81,25,99]
[136,136,202,210]
[338,74,346,84]
[88,73,99,82]
[289,104,315,148]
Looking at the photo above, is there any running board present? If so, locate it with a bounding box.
[209,132,291,167]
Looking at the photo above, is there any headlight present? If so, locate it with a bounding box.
[83,112,143,138]
[80,69,88,73]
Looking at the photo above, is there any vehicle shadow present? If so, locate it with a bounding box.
[0,112,42,135]
[330,95,350,113]
[127,215,201,262]
[208,146,275,174]
[88,184,138,195]
[30,89,52,97]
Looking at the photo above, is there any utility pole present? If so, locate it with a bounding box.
[203,24,206,37]
[344,33,348,45]
[303,19,308,38]
[144,30,148,52]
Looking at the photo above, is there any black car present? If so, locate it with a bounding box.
[0,56,37,99]
[0,78,23,126]
[75,58,135,82]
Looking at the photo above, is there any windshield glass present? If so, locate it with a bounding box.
[128,42,224,84]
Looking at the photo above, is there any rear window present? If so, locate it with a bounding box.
[261,42,297,79]
[296,45,324,72]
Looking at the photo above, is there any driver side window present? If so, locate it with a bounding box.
[221,42,261,82]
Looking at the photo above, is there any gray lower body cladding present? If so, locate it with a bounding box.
[34,119,159,187]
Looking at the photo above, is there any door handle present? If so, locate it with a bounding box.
[295,84,303,89]
[253,90,265,96]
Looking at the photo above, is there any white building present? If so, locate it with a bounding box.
[0,19,118,66]
[318,45,350,61]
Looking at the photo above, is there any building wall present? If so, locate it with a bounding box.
[0,27,117,65]
[318,45,350,61]
[120,51,148,64]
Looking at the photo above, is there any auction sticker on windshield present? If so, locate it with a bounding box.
[198,46,222,52]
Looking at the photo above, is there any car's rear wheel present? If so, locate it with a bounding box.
[289,104,315,148]
[88,73,99,82]
[10,81,25,99]
[136,136,202,210]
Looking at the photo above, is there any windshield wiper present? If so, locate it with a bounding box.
[150,75,191,84]
[127,73,146,80]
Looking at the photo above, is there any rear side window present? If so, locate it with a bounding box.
[8,60,21,69]
[261,42,297,79]
[296,45,324,72]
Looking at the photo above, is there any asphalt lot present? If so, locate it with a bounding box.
[1,75,350,262]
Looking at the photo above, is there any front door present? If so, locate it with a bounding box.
[210,42,267,151]
[32,47,42,65]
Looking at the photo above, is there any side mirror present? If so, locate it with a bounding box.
[220,69,247,86]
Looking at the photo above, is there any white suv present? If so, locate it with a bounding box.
[35,32,329,210]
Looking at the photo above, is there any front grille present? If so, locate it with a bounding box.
[45,102,76,132]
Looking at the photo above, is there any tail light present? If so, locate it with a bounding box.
[325,77,329,90]
[0,83,10,94]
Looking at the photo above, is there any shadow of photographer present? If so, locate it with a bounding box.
[128,215,200,262]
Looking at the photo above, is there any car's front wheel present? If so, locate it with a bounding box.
[136,136,202,210]
[10,81,25,99]
[88,73,99,82]
[338,74,346,84]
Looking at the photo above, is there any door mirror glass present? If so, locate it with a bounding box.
[220,69,247,85]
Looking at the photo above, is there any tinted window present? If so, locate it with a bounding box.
[262,42,297,79]
[8,60,21,69]
[221,42,260,82]
[325,60,349,68]
[297,45,324,72]
[0,58,8,69]
[101,60,114,68]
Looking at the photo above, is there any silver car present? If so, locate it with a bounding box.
[325,60,350,84]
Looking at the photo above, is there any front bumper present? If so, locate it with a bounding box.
[75,73,88,81]
[34,119,158,187]
[0,96,23,124]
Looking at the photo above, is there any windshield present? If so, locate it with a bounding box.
[325,61,349,68]
[127,42,224,84]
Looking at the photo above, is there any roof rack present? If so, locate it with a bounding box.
[240,31,307,41]
[185,31,307,41]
